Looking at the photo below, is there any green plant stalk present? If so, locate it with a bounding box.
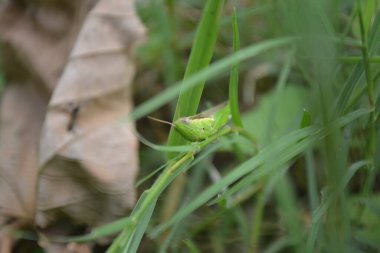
[250,191,265,252]
[274,174,305,253]
[229,8,243,128]
[305,150,319,211]
[227,8,247,161]
[108,127,233,252]
[339,56,380,63]
[154,0,181,87]
[357,1,376,191]
[107,152,193,253]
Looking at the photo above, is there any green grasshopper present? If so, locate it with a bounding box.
[149,104,230,142]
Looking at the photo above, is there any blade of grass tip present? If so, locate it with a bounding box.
[229,8,243,128]
[220,5,271,26]
[181,5,271,50]
[300,109,312,129]
[135,130,195,153]
[167,0,225,157]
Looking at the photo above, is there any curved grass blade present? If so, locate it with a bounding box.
[135,154,184,188]
[229,8,243,128]
[108,198,158,253]
[135,130,195,152]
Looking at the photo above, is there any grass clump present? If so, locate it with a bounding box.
[65,1,380,252]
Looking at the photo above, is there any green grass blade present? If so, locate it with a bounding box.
[167,0,225,157]
[57,217,132,243]
[261,237,296,253]
[264,50,294,145]
[229,8,243,128]
[274,174,305,253]
[363,0,376,36]
[368,9,380,51]
[305,150,319,211]
[136,156,182,188]
[183,239,201,253]
[335,63,364,115]
[336,7,380,115]
[118,199,158,253]
[135,130,195,152]
[306,160,368,252]
[300,109,312,128]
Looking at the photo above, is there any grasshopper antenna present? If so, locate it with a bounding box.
[148,116,175,128]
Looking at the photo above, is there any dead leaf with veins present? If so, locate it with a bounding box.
[0,0,146,250]
[37,0,145,228]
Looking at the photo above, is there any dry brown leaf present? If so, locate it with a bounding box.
[37,0,145,228]
[0,1,146,250]
[0,84,47,221]
[0,2,85,92]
